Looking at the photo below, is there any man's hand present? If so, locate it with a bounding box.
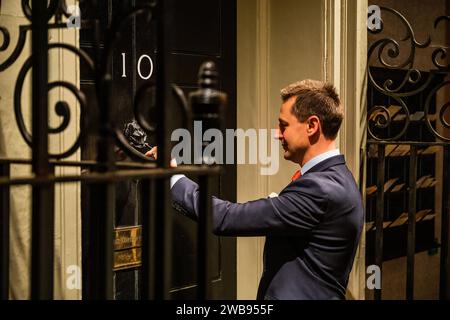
[145,146,158,159]
[145,146,177,167]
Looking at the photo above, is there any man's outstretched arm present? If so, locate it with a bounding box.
[171,176,327,237]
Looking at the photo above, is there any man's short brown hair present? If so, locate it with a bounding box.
[280,79,343,140]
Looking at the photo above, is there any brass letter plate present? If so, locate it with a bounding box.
[114,226,142,271]
[114,248,142,271]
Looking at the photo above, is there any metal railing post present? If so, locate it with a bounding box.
[406,145,418,300]
[374,144,386,300]
[30,0,54,300]
[0,163,10,300]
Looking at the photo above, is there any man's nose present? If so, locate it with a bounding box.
[274,128,282,140]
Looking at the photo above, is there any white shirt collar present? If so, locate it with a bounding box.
[300,149,340,175]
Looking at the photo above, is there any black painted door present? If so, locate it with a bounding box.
[80,0,236,299]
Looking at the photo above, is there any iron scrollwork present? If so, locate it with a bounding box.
[0,0,186,161]
[433,16,450,71]
[12,43,93,158]
[1,0,226,161]
[0,26,10,51]
[1,0,79,72]
[1,0,87,158]
[367,7,450,142]
[103,4,158,162]
[93,1,193,162]
[424,80,450,142]
[0,24,31,72]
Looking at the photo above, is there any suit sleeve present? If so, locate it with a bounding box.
[171,176,328,237]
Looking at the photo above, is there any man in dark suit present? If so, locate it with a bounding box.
[158,79,363,300]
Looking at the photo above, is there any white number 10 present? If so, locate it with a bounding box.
[121,52,154,80]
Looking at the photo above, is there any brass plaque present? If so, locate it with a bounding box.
[113,226,142,271]
[114,248,142,271]
[114,226,142,250]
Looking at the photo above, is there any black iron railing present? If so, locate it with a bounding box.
[0,0,224,300]
[366,6,450,300]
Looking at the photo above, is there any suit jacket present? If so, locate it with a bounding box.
[171,155,364,300]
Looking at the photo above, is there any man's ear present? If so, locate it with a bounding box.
[306,115,320,136]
